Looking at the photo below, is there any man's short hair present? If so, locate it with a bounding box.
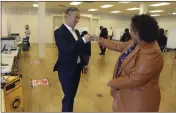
[65,7,79,15]
[125,28,129,32]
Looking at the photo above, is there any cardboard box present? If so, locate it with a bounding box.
[2,76,24,112]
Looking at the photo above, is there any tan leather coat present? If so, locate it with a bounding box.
[99,39,164,112]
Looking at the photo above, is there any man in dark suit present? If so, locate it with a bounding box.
[99,27,108,55]
[53,7,91,112]
[157,28,167,52]
[80,31,91,74]
[120,28,131,42]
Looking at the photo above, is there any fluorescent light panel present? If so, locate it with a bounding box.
[33,4,38,7]
[149,10,164,13]
[126,7,139,10]
[70,2,82,5]
[172,12,176,15]
[110,11,121,13]
[149,2,170,7]
[119,2,129,3]
[151,14,160,16]
[100,4,114,8]
[87,9,98,11]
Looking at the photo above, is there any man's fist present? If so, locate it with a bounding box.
[83,34,91,43]
[82,66,88,75]
[90,35,100,42]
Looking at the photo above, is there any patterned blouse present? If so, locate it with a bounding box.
[116,44,137,78]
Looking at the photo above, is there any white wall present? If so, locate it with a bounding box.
[156,16,176,29]
[156,16,176,49]
[2,12,120,43]
[2,7,61,43]
[2,7,176,43]
[2,14,54,43]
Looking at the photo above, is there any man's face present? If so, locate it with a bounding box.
[66,11,80,28]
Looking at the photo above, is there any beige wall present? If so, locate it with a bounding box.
[2,10,121,43]
[157,16,176,29]
[2,14,53,43]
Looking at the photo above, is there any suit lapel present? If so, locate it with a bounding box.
[61,24,76,42]
[118,45,140,75]
[75,29,81,40]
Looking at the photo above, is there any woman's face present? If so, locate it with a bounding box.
[130,24,140,44]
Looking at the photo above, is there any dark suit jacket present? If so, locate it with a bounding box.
[120,32,131,42]
[157,35,167,48]
[53,24,87,72]
[81,42,91,65]
[100,28,108,39]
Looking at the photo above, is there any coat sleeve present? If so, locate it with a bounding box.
[54,30,86,55]
[108,51,163,89]
[99,38,132,52]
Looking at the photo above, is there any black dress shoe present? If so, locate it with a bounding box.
[99,53,105,55]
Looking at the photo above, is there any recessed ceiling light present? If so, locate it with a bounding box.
[151,14,160,16]
[70,2,82,5]
[100,4,114,8]
[126,7,139,11]
[172,12,176,15]
[33,4,38,7]
[87,9,98,11]
[149,2,170,7]
[119,2,129,3]
[149,10,164,13]
[110,11,121,13]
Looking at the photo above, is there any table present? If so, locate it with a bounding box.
[15,37,23,45]
[15,37,23,59]
[1,56,14,74]
[2,48,19,70]
[2,48,19,57]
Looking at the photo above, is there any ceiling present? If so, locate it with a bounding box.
[2,1,176,16]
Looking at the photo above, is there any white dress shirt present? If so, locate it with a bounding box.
[109,29,113,36]
[25,28,31,37]
[64,24,87,64]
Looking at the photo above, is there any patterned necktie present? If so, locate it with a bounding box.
[116,44,137,77]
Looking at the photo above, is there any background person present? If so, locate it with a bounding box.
[24,25,31,48]
[80,31,91,74]
[120,28,131,42]
[157,28,167,52]
[99,27,108,55]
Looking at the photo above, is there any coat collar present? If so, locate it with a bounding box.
[117,41,156,75]
[118,44,140,74]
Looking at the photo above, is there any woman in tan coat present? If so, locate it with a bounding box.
[98,14,164,112]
